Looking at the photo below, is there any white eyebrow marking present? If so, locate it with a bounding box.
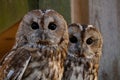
[46,9,53,13]
[40,9,53,15]
[78,24,83,31]
[88,25,93,28]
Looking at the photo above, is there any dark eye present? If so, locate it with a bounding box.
[86,38,93,45]
[48,23,57,30]
[31,22,39,30]
[69,36,78,43]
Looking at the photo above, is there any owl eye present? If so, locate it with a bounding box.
[86,38,93,45]
[48,23,57,30]
[69,36,78,43]
[31,22,39,30]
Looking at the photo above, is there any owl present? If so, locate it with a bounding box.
[62,23,103,80]
[0,9,68,80]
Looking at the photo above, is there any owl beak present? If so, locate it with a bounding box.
[41,32,45,40]
[79,49,85,57]
[77,43,82,57]
[40,30,47,40]
[37,30,51,45]
[79,44,86,57]
[77,45,81,52]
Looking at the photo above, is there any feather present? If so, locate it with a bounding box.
[0,48,31,80]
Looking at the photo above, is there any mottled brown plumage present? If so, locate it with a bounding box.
[0,9,68,80]
[62,23,103,80]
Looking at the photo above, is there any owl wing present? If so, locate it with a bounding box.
[0,48,31,80]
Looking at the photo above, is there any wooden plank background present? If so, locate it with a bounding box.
[88,0,120,79]
[71,0,89,24]
[0,21,20,59]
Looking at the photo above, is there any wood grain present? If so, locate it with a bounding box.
[71,0,89,24]
[89,0,120,80]
[0,21,20,60]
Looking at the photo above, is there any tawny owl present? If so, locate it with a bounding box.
[0,9,68,80]
[62,23,103,80]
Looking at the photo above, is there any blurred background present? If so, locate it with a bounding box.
[0,0,120,80]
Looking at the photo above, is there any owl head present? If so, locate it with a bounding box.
[14,9,68,49]
[68,23,103,59]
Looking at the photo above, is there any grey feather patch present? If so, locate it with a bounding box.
[7,70,14,79]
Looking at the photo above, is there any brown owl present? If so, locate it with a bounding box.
[0,9,68,80]
[62,23,103,80]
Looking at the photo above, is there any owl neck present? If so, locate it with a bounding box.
[22,43,67,80]
[65,53,99,80]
